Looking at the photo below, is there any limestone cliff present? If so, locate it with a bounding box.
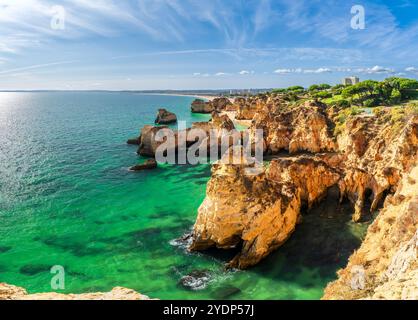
[191,98,232,114]
[190,96,418,276]
[190,155,301,269]
[136,112,235,158]
[249,100,337,154]
[323,165,418,300]
[0,283,152,300]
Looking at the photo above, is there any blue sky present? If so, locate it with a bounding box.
[0,0,417,90]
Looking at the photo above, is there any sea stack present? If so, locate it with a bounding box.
[129,159,158,171]
[155,108,177,125]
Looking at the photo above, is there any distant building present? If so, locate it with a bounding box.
[343,76,360,85]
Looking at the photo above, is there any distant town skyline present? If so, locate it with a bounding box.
[0,0,418,90]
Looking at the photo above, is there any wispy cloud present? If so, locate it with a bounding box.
[356,65,395,74]
[0,60,77,75]
[274,67,332,74]
[406,67,418,74]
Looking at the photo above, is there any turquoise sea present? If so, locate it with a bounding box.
[0,92,367,299]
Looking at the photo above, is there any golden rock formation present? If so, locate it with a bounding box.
[190,97,418,276]
[0,283,152,300]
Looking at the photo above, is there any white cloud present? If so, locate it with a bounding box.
[274,69,293,74]
[239,70,250,75]
[303,67,332,74]
[357,65,395,74]
[405,67,418,73]
[193,72,201,76]
[215,72,227,76]
[0,60,78,75]
[274,67,332,74]
[253,0,275,35]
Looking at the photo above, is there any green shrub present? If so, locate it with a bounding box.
[313,91,332,99]
[333,99,351,108]
[363,98,379,108]
[390,89,402,104]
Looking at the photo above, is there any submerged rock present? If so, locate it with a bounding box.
[155,108,177,125]
[212,285,241,299]
[179,270,212,290]
[129,159,158,171]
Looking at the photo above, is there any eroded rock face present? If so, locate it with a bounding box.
[137,112,236,159]
[155,108,177,124]
[235,95,269,120]
[268,156,342,209]
[191,99,213,113]
[250,101,338,154]
[190,96,418,271]
[212,98,233,112]
[190,155,302,269]
[338,115,418,221]
[0,283,152,300]
[323,165,418,300]
[191,98,232,114]
[137,125,174,157]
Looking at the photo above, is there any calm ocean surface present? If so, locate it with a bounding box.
[0,92,367,299]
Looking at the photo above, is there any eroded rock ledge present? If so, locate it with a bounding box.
[323,165,418,300]
[0,283,152,300]
[189,99,418,273]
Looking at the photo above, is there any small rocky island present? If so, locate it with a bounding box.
[155,108,177,125]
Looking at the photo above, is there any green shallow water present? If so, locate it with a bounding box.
[0,92,368,299]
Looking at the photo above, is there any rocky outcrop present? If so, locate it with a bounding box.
[249,100,337,154]
[190,96,418,271]
[323,164,418,300]
[235,95,269,120]
[190,150,302,269]
[337,115,418,221]
[0,283,152,300]
[130,159,157,171]
[191,99,213,113]
[155,108,177,125]
[127,137,140,145]
[191,98,232,114]
[137,125,174,157]
[268,156,342,209]
[136,112,236,159]
[212,98,233,112]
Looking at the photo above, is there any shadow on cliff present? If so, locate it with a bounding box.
[250,186,370,285]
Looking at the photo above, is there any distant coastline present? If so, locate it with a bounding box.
[0,90,231,102]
